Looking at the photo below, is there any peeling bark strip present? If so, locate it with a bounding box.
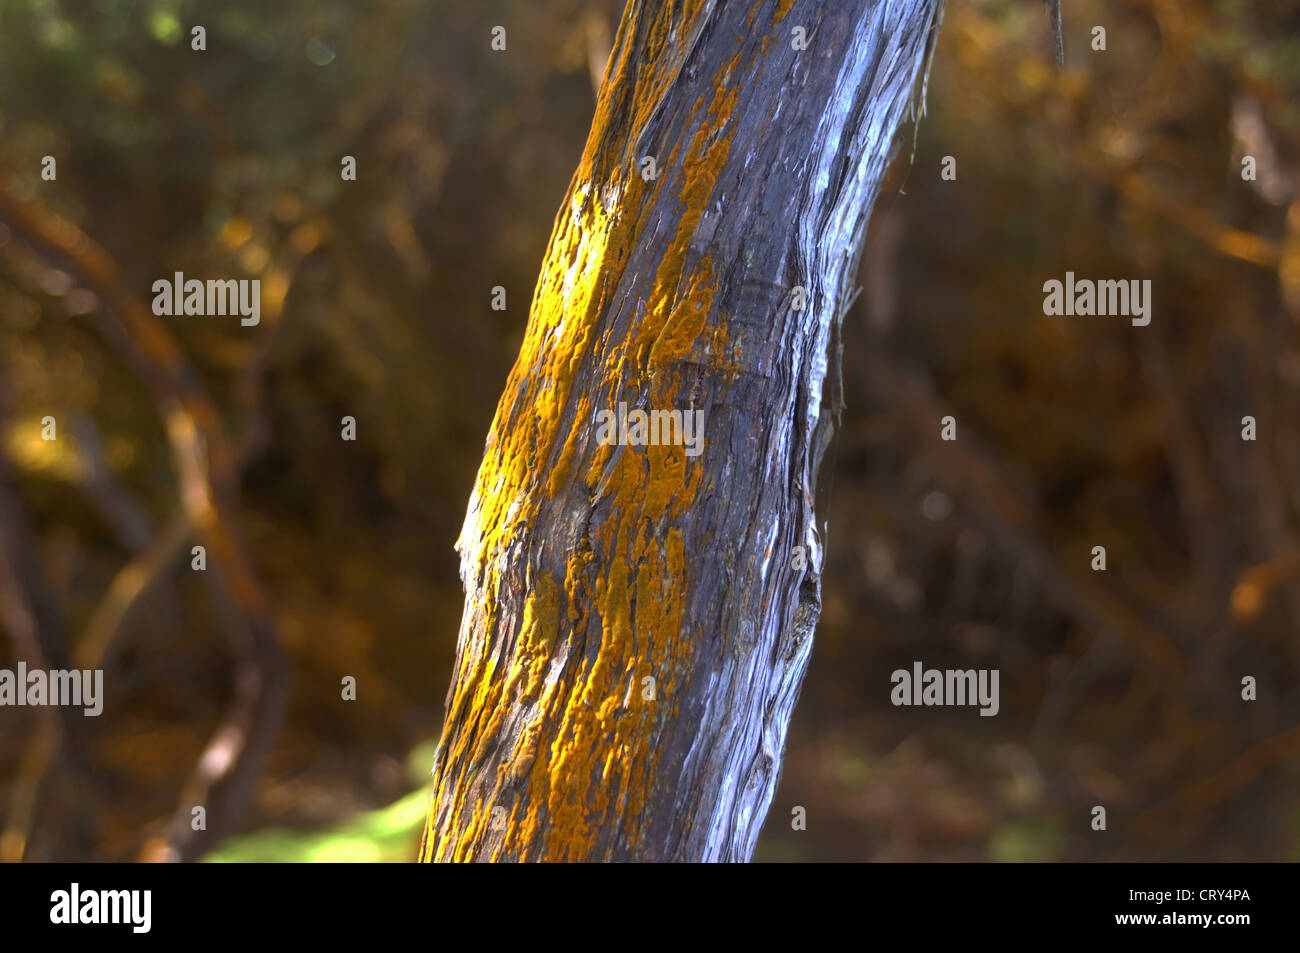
[423,0,944,862]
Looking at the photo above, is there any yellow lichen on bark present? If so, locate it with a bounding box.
[426,0,762,862]
[462,187,616,569]
[505,62,739,858]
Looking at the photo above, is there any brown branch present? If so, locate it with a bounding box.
[858,347,1187,681]
[0,423,83,861]
[1135,333,1231,615]
[953,1,1281,272]
[0,169,287,862]
[75,510,192,673]
[1128,720,1300,840]
[1099,161,1280,270]
[66,412,156,553]
[1229,545,1300,624]
[0,536,61,864]
[234,220,326,465]
[0,718,58,862]
[0,447,76,735]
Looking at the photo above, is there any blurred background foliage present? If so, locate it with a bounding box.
[0,0,1298,861]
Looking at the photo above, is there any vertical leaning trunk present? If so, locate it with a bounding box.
[423,0,943,862]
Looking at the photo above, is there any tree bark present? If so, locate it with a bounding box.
[422,0,944,862]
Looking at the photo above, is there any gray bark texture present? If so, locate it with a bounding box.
[421,0,945,862]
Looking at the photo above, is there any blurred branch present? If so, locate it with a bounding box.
[64,413,186,636]
[1135,333,1230,614]
[0,718,58,862]
[75,510,191,673]
[858,346,1187,681]
[584,8,613,95]
[956,0,1282,272]
[235,220,327,465]
[67,412,155,553]
[1042,0,1063,67]
[1129,720,1300,841]
[0,168,287,862]
[0,427,80,861]
[1229,546,1300,625]
[1172,0,1300,116]
[1085,158,1280,270]
[0,443,76,732]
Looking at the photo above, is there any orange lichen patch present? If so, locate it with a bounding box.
[576,0,717,186]
[649,260,715,369]
[503,572,560,703]
[548,393,593,496]
[630,62,740,380]
[664,80,738,296]
[519,507,696,859]
[457,182,616,572]
[771,0,797,26]
[485,54,743,860]
[498,401,706,858]
[426,1,758,862]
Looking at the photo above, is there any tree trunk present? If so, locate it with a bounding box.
[422,0,944,862]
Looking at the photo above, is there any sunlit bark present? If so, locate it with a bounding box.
[422,0,944,862]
